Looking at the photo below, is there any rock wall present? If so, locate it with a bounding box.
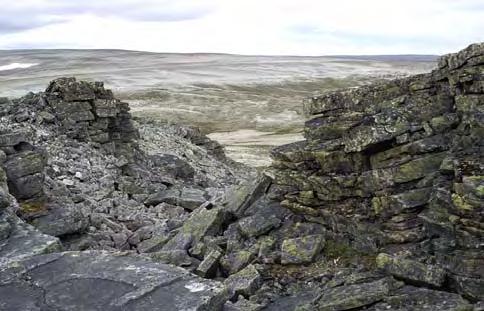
[44,77,139,151]
[270,43,483,300]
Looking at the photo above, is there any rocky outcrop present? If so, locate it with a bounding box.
[0,43,482,310]
[269,42,483,303]
[0,77,248,251]
[45,77,139,146]
[0,78,249,310]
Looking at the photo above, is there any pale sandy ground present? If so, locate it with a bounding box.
[0,50,437,167]
[208,129,304,167]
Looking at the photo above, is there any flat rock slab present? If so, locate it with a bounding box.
[368,285,473,311]
[0,214,61,265]
[0,251,227,311]
[304,277,400,311]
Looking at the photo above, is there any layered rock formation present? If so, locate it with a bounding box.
[0,43,482,310]
[270,42,483,304]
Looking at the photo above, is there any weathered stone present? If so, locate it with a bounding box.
[0,131,28,147]
[452,274,484,301]
[137,234,171,253]
[0,150,5,165]
[179,187,207,210]
[223,297,265,311]
[196,249,223,278]
[29,203,88,237]
[0,44,482,309]
[143,187,169,206]
[0,187,10,211]
[368,286,473,311]
[300,278,401,311]
[256,235,277,263]
[376,253,447,288]
[237,214,280,238]
[0,213,61,265]
[372,187,432,217]
[0,251,228,310]
[6,173,45,200]
[150,250,197,267]
[4,151,46,179]
[439,42,484,70]
[150,153,195,180]
[393,152,447,184]
[281,235,324,265]
[224,264,262,299]
[162,205,225,251]
[46,77,97,101]
[38,110,56,123]
[224,223,244,254]
[92,99,120,117]
[145,187,206,210]
[223,174,272,217]
[221,250,255,275]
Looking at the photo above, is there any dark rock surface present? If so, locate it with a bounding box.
[0,251,227,311]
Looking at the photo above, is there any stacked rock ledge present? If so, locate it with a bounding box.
[269,42,484,305]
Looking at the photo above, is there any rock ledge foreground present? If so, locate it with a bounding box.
[0,43,483,310]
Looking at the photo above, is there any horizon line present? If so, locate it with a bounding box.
[0,47,440,59]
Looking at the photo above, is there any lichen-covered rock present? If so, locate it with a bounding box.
[221,250,255,275]
[297,277,402,311]
[196,249,223,278]
[224,264,262,299]
[376,253,447,288]
[162,205,225,251]
[270,42,484,301]
[150,249,199,268]
[237,214,281,238]
[0,76,256,309]
[281,235,324,265]
[368,286,473,311]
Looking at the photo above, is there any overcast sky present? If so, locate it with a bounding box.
[0,0,482,55]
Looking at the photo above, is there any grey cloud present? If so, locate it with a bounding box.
[44,0,215,21]
[0,0,215,33]
[0,17,67,34]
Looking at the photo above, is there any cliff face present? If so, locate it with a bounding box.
[270,43,483,300]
